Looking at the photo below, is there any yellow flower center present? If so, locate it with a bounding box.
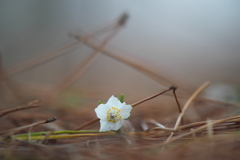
[106,107,122,123]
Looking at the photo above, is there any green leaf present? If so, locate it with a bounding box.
[119,94,124,103]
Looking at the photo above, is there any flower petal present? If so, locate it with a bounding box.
[95,104,110,120]
[99,120,111,132]
[106,95,122,108]
[119,104,132,119]
[110,120,123,131]
[99,120,123,132]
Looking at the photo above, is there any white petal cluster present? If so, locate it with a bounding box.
[95,95,132,132]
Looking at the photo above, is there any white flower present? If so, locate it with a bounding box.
[95,95,132,132]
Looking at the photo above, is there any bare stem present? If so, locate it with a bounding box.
[171,86,182,113]
[131,87,172,107]
[54,26,121,95]
[164,81,210,144]
[0,100,40,117]
[0,117,56,135]
[76,118,100,130]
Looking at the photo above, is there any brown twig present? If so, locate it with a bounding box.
[170,86,184,125]
[174,81,210,130]
[4,41,80,79]
[146,115,240,139]
[76,118,100,130]
[166,116,240,144]
[0,100,40,117]
[171,86,182,113]
[82,12,128,40]
[75,36,174,87]
[132,116,240,150]
[131,87,173,107]
[0,117,57,135]
[4,12,129,80]
[164,81,210,144]
[53,26,122,96]
[159,90,240,108]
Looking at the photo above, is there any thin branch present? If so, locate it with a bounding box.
[4,13,129,80]
[4,41,80,79]
[0,117,56,135]
[164,81,210,144]
[82,12,129,40]
[131,87,173,107]
[171,86,182,113]
[159,90,240,108]
[0,100,40,117]
[171,86,184,125]
[75,36,174,87]
[54,26,121,95]
[174,81,210,130]
[166,116,240,144]
[76,118,100,130]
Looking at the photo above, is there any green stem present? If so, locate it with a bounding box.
[13,132,115,141]
[10,130,111,141]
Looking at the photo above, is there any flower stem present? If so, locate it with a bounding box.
[10,130,115,141]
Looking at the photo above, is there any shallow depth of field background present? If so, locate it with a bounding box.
[0,0,240,109]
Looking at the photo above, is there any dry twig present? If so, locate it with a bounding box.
[165,81,210,143]
[0,117,56,135]
[0,100,40,117]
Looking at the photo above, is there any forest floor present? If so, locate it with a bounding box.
[1,83,240,160]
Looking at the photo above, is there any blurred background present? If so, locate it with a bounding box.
[0,0,240,108]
